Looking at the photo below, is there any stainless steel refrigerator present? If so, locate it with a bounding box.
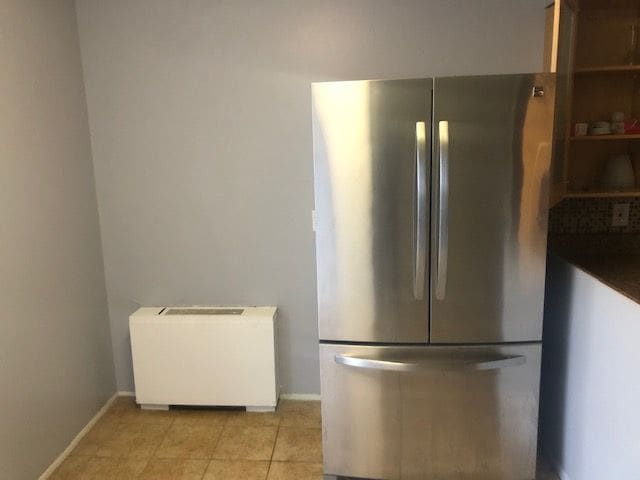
[311,74,555,480]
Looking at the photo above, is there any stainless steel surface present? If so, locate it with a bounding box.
[413,121,427,301]
[321,342,542,480]
[431,74,555,343]
[335,351,525,372]
[313,74,554,480]
[435,120,450,301]
[312,79,432,343]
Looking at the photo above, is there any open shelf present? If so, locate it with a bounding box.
[565,189,640,198]
[575,65,640,75]
[570,134,640,141]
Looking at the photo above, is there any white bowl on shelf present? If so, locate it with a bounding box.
[589,121,611,136]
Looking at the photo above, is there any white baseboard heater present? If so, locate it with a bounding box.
[129,306,279,411]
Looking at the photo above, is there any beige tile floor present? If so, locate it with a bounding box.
[51,396,559,480]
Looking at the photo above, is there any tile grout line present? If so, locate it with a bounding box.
[74,407,154,476]
[87,399,158,477]
[268,398,289,476]
[264,406,283,480]
[67,399,322,479]
[200,412,229,480]
[265,424,280,480]
[136,413,176,479]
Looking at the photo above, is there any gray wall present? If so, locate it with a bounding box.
[0,1,115,478]
[76,0,549,394]
[541,256,640,480]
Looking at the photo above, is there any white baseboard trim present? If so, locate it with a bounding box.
[280,393,321,401]
[114,391,320,402]
[39,392,119,479]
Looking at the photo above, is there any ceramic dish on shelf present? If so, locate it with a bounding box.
[589,121,611,135]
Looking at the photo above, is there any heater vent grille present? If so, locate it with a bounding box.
[164,308,244,315]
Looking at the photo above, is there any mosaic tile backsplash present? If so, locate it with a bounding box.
[549,197,640,234]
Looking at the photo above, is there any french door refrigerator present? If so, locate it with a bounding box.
[312,74,555,480]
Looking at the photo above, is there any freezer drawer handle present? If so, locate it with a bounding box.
[435,120,449,300]
[334,353,525,372]
[414,121,427,300]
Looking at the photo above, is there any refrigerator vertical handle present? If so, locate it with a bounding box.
[414,121,427,301]
[435,121,449,301]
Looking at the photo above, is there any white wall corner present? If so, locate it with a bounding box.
[38,392,120,479]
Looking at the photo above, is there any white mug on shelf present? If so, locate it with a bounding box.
[611,112,625,134]
[612,112,625,122]
[574,122,588,136]
[589,121,611,136]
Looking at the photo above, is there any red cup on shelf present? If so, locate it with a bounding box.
[624,119,640,134]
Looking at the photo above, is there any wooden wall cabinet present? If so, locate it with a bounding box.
[545,0,578,207]
[546,0,640,204]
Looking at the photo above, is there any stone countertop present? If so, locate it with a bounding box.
[549,234,640,304]
[559,253,640,304]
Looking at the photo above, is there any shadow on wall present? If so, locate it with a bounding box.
[539,255,573,471]
[539,255,640,480]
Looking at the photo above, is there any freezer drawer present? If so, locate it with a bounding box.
[320,343,541,480]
